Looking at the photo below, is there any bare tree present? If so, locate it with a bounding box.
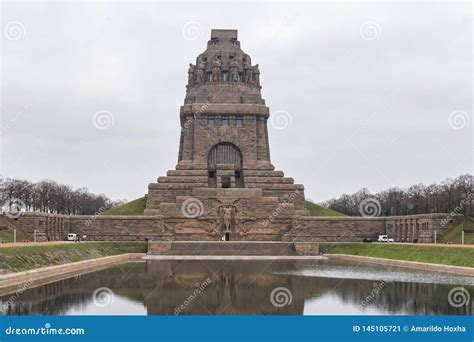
[322,174,473,217]
[0,177,123,215]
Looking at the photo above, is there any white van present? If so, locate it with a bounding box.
[67,233,77,241]
[377,235,389,242]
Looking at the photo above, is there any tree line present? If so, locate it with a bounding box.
[321,174,473,217]
[0,177,125,215]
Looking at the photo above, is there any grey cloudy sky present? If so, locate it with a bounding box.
[1,1,472,202]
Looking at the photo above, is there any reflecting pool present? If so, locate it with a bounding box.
[1,259,473,315]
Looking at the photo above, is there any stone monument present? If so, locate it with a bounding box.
[144,29,309,241]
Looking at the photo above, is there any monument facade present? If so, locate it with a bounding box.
[144,29,309,241]
[5,29,461,245]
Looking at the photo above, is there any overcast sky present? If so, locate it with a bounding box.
[1,1,472,203]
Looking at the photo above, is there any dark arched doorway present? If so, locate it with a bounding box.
[208,143,244,188]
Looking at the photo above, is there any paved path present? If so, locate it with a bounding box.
[0,241,72,248]
[145,255,327,260]
[395,242,474,248]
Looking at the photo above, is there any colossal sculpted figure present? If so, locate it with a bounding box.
[252,64,260,87]
[195,58,205,84]
[244,61,253,84]
[230,59,239,82]
[211,55,221,83]
[187,63,195,88]
[223,205,232,231]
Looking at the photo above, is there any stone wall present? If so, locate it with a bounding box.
[287,217,387,242]
[385,214,463,243]
[8,212,461,244]
[11,213,165,242]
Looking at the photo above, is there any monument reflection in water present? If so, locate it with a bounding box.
[1,259,473,316]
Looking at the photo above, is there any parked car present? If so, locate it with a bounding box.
[67,233,77,241]
[377,235,389,242]
[363,238,372,243]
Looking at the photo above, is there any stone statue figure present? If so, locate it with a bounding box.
[230,59,239,82]
[211,55,221,83]
[223,205,232,232]
[252,64,260,86]
[195,58,205,84]
[244,61,253,84]
[218,205,234,232]
[187,63,195,88]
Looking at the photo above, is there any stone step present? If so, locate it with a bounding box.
[247,183,305,190]
[166,169,287,178]
[149,183,208,190]
[158,176,208,183]
[245,177,294,184]
[295,209,311,216]
[167,170,208,177]
[191,188,263,198]
[242,170,284,177]
[148,241,299,256]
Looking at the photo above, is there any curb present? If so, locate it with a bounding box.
[0,253,145,294]
[327,254,474,276]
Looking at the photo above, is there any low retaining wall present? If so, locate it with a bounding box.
[148,241,320,256]
[6,212,461,244]
[9,213,166,242]
[328,254,474,277]
[0,253,145,295]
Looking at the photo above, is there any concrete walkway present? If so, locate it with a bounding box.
[144,255,327,261]
[0,253,145,295]
[328,254,474,276]
[0,241,72,248]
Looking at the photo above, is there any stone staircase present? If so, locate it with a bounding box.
[148,241,299,256]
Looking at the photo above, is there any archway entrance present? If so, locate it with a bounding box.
[208,143,244,188]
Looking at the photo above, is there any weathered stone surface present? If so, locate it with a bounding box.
[7,30,462,246]
[144,29,308,239]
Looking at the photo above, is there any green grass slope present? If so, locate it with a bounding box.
[100,197,347,217]
[321,243,474,268]
[0,216,31,242]
[0,242,147,274]
[101,197,147,216]
[305,201,347,217]
[439,219,474,244]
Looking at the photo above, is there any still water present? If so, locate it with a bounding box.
[1,259,473,315]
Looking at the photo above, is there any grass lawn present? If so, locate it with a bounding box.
[101,197,147,215]
[321,243,474,268]
[439,220,474,244]
[0,217,31,242]
[305,201,347,216]
[0,242,147,273]
[101,196,347,218]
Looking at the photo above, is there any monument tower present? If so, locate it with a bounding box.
[145,29,309,241]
